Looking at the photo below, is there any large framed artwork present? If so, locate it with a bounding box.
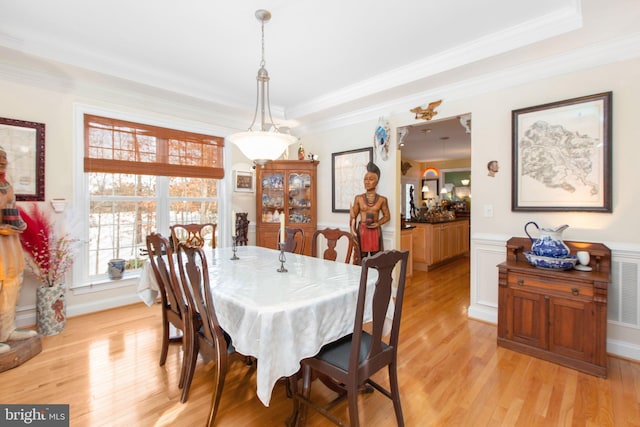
[331,147,373,213]
[0,117,46,201]
[512,92,612,212]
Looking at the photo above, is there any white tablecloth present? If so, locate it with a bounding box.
[137,245,377,406]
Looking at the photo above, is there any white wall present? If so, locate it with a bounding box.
[1,52,639,361]
[298,57,640,360]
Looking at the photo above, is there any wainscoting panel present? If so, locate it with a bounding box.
[610,256,640,328]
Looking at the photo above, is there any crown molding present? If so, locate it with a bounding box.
[286,3,582,121]
[295,32,640,135]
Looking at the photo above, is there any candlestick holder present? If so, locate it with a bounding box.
[230,237,239,260]
[277,242,288,272]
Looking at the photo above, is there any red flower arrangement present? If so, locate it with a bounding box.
[18,203,77,287]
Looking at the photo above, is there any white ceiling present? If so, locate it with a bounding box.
[0,0,638,158]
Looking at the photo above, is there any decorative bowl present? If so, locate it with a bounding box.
[523,251,578,270]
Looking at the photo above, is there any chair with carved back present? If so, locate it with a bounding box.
[283,227,305,254]
[311,228,360,265]
[291,249,409,427]
[145,233,189,391]
[170,223,217,250]
[176,243,250,424]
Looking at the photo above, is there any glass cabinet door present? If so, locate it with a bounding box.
[260,172,285,223]
[288,172,312,223]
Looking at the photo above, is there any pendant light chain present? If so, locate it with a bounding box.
[260,19,266,68]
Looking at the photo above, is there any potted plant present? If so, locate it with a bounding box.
[18,204,77,336]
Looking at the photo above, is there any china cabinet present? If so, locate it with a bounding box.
[497,237,610,377]
[255,160,318,255]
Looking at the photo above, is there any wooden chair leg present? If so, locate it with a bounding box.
[388,362,404,427]
[178,330,190,389]
[346,381,360,427]
[159,317,169,366]
[207,353,227,427]
[180,341,198,403]
[286,375,300,427]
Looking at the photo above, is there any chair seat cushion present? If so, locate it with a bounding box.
[315,332,388,371]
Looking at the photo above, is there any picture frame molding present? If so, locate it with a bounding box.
[331,147,373,213]
[511,92,612,212]
[0,116,45,201]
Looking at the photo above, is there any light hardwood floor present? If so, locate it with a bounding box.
[2,257,640,426]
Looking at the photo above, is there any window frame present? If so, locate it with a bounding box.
[72,104,231,290]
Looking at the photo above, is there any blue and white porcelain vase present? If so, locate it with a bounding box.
[524,222,570,258]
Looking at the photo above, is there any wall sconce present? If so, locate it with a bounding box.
[461,179,470,186]
[50,198,67,213]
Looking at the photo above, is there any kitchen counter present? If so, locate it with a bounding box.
[406,217,469,225]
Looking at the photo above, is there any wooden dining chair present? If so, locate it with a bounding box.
[176,243,250,424]
[291,249,409,426]
[145,233,189,390]
[283,227,305,254]
[311,227,360,265]
[170,223,217,249]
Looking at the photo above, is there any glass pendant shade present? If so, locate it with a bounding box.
[228,131,297,166]
[228,9,297,166]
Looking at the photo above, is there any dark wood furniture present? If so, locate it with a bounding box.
[170,223,217,249]
[145,233,188,393]
[290,250,409,426]
[234,212,250,246]
[176,243,251,424]
[283,227,305,254]
[255,160,318,256]
[311,227,360,265]
[497,237,610,377]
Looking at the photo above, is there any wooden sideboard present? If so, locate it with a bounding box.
[410,219,469,271]
[497,237,610,377]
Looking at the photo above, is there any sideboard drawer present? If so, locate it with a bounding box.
[507,272,594,298]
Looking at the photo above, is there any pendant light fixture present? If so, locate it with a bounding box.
[227,9,298,166]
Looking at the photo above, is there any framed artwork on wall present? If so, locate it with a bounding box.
[512,92,612,212]
[234,170,254,192]
[331,147,373,213]
[0,117,45,201]
[421,179,439,197]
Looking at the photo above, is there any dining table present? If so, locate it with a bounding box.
[137,245,378,406]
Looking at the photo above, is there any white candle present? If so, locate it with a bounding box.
[279,213,285,244]
[231,210,236,237]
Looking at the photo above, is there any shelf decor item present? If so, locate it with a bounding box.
[18,203,77,335]
[512,92,612,212]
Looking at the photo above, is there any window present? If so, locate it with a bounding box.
[79,112,224,281]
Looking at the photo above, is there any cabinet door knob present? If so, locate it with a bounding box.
[517,279,524,286]
[572,287,579,296]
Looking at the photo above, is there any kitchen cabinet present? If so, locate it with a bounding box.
[255,160,318,256]
[400,227,414,277]
[497,237,610,377]
[411,219,469,271]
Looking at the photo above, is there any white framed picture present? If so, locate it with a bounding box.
[234,170,254,192]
